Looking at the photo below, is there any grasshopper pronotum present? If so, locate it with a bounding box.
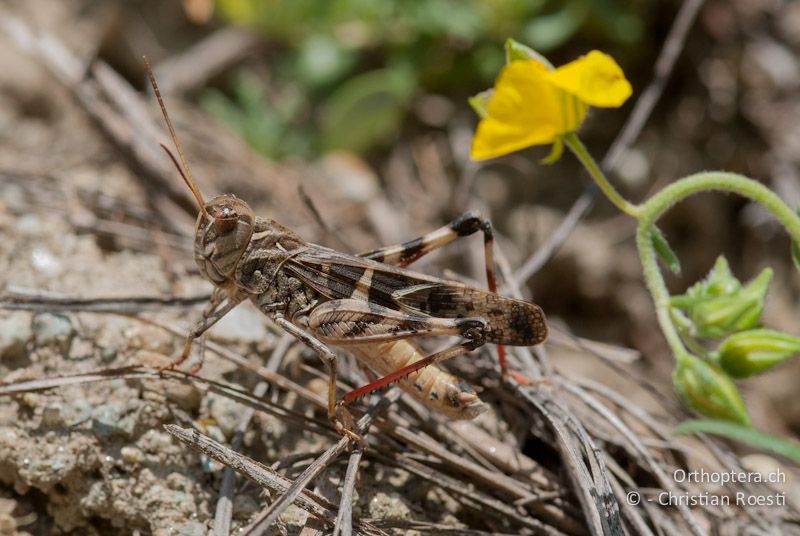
[143,58,547,441]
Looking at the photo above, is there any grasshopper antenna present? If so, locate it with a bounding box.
[143,56,208,218]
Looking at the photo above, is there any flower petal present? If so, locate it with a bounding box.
[471,59,586,160]
[547,50,632,108]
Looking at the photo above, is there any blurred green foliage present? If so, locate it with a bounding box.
[206,0,644,159]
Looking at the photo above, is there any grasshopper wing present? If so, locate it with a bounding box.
[285,247,546,345]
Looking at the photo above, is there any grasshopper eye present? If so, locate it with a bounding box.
[218,206,237,219]
[213,205,238,233]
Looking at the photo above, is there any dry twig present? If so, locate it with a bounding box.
[243,389,403,535]
[213,334,293,536]
[165,424,386,535]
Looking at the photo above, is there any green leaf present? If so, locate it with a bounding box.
[674,419,800,465]
[320,67,416,154]
[201,72,307,159]
[652,226,681,275]
[503,38,553,69]
[296,35,356,88]
[520,0,589,52]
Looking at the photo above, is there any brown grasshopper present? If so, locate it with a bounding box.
[143,58,547,441]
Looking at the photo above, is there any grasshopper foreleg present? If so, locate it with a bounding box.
[165,292,244,371]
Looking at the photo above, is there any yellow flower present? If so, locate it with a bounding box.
[471,50,632,161]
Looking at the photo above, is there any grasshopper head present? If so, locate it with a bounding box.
[144,58,255,284]
[194,194,255,283]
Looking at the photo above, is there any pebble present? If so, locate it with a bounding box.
[14,213,45,236]
[30,246,62,277]
[124,324,174,355]
[91,402,134,438]
[68,337,94,361]
[120,446,145,465]
[32,313,74,353]
[368,491,411,521]
[616,148,650,188]
[233,494,260,518]
[0,312,32,361]
[210,304,266,345]
[279,504,309,531]
[164,383,203,413]
[207,392,244,438]
[0,514,15,534]
[174,521,206,536]
[138,430,176,455]
[65,398,92,425]
[166,472,192,492]
[40,404,64,428]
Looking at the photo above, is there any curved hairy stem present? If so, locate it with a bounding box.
[564,133,641,218]
[636,171,800,361]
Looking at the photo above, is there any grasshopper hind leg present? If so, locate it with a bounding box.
[307,299,489,418]
[358,211,513,376]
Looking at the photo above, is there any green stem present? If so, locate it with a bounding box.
[637,171,800,361]
[563,133,641,218]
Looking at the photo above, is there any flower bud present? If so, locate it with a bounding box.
[673,355,751,426]
[703,256,741,298]
[684,267,772,339]
[671,256,740,310]
[718,329,800,378]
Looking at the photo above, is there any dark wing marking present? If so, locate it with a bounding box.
[284,247,433,308]
[393,284,547,345]
[285,246,547,345]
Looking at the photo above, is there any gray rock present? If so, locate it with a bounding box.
[32,313,74,353]
[210,304,266,345]
[207,392,244,438]
[0,312,32,361]
[174,521,206,536]
[67,337,94,361]
[91,401,134,438]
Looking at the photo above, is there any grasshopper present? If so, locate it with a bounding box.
[143,59,547,441]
